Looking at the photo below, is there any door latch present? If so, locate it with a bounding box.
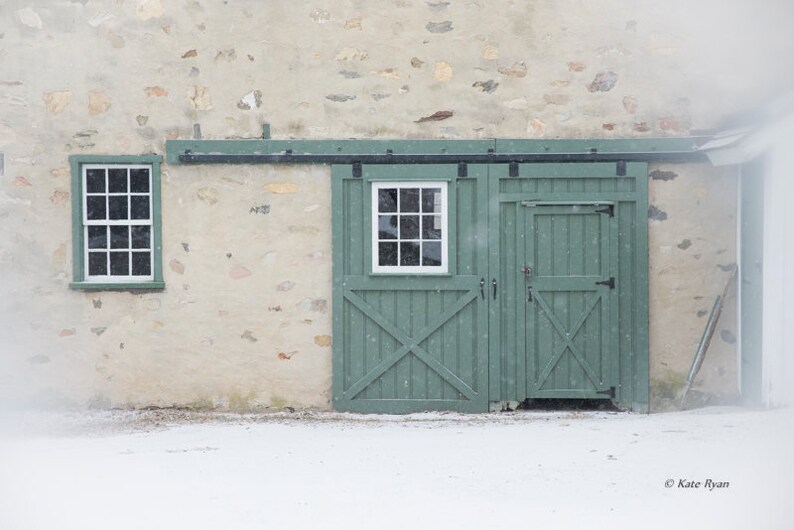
[479,277,485,299]
[492,278,497,300]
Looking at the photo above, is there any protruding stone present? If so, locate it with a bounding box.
[543,94,570,105]
[345,17,362,30]
[482,45,499,60]
[527,118,546,137]
[298,298,328,313]
[88,91,111,115]
[264,183,300,194]
[623,96,638,113]
[182,49,198,58]
[426,21,453,33]
[17,8,43,29]
[136,115,149,126]
[237,90,263,110]
[241,330,258,342]
[136,0,165,20]
[648,205,668,221]
[106,32,125,48]
[567,61,586,72]
[276,281,296,292]
[188,85,212,109]
[90,327,107,336]
[59,328,76,337]
[215,49,236,61]
[720,329,736,344]
[634,122,651,133]
[314,335,332,347]
[197,187,218,205]
[146,86,168,97]
[310,8,331,23]
[650,169,678,181]
[416,110,453,123]
[498,62,527,78]
[13,176,31,187]
[50,190,69,205]
[587,71,618,92]
[504,98,529,110]
[472,80,498,93]
[335,47,368,61]
[339,70,361,79]
[677,239,692,250]
[410,57,425,68]
[43,91,72,114]
[326,94,356,102]
[378,68,399,79]
[229,266,252,279]
[169,259,185,274]
[278,351,297,360]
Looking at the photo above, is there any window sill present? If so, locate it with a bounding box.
[69,281,165,291]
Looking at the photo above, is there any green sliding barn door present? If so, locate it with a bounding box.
[333,160,649,412]
[332,164,490,413]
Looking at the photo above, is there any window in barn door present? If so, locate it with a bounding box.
[371,182,448,274]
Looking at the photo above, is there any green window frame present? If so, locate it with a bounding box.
[69,155,164,290]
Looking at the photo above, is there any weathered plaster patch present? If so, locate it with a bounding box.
[720,330,736,344]
[623,96,638,113]
[215,49,236,62]
[326,94,356,103]
[345,17,362,30]
[527,118,546,137]
[276,281,295,292]
[298,298,328,313]
[50,190,69,205]
[544,94,570,105]
[106,32,125,48]
[310,9,331,24]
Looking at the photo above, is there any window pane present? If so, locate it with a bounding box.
[86,196,107,220]
[87,226,107,249]
[130,196,150,220]
[400,242,420,266]
[399,188,420,212]
[108,196,128,220]
[378,215,398,239]
[129,169,150,193]
[86,169,105,193]
[108,168,127,193]
[109,252,130,275]
[399,215,420,239]
[131,252,151,276]
[422,215,442,239]
[378,189,397,213]
[88,252,107,275]
[421,188,442,213]
[131,225,151,249]
[110,226,129,249]
[378,242,398,266]
[422,242,442,266]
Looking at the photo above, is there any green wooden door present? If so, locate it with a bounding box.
[332,164,490,413]
[522,203,618,398]
[488,162,648,409]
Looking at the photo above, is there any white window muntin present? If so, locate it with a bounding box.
[82,164,154,282]
[371,181,449,274]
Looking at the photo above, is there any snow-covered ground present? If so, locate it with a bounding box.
[0,407,792,530]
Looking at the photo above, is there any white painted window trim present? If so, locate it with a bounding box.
[82,164,154,283]
[371,181,449,274]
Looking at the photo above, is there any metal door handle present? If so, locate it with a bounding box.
[527,286,533,302]
[492,278,497,300]
[479,277,485,299]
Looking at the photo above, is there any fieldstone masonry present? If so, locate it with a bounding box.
[1,0,792,411]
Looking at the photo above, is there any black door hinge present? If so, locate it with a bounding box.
[352,162,362,178]
[595,204,614,217]
[595,277,615,289]
[596,386,616,398]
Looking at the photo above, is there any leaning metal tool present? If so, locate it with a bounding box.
[679,267,737,409]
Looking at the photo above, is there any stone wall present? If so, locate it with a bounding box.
[1,0,789,410]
